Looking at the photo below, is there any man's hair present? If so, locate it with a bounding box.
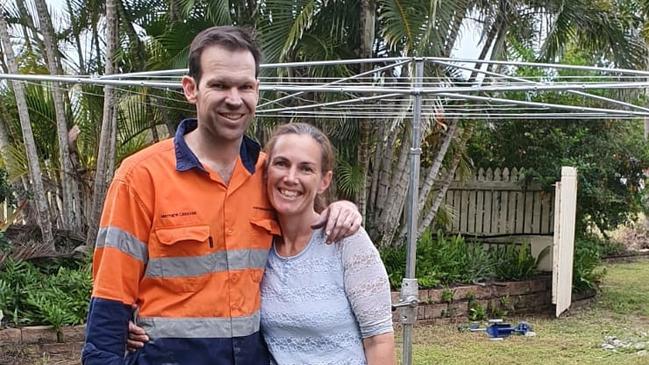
[188,26,262,83]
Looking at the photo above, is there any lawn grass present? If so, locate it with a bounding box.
[395,258,649,365]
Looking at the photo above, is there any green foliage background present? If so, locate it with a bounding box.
[468,48,649,236]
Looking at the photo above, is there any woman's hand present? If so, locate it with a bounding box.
[127,321,149,352]
[363,333,395,365]
[311,200,362,242]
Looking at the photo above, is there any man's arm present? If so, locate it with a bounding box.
[82,180,150,365]
[83,298,134,364]
[311,200,362,242]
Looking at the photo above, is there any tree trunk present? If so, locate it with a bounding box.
[417,147,462,236]
[86,0,117,247]
[117,0,146,71]
[34,0,82,231]
[152,92,176,137]
[373,96,409,214]
[107,108,118,179]
[367,120,385,221]
[65,0,85,73]
[443,8,467,57]
[378,125,412,247]
[91,17,102,72]
[0,103,27,202]
[146,93,160,142]
[15,0,47,63]
[168,0,181,23]
[355,0,376,223]
[417,118,458,208]
[0,10,54,249]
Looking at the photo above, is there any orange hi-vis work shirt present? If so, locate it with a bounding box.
[83,119,279,365]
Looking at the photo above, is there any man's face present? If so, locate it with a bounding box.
[182,45,259,143]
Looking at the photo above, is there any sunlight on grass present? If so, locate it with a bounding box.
[395,258,649,365]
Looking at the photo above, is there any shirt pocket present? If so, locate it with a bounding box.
[149,225,212,292]
[249,207,281,248]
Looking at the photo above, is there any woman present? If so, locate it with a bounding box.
[260,123,394,364]
[130,123,394,364]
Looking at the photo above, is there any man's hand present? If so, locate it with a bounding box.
[311,200,362,243]
[127,321,149,352]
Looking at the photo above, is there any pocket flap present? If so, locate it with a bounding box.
[156,225,210,245]
[250,218,281,236]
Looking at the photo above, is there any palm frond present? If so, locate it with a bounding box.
[335,157,364,198]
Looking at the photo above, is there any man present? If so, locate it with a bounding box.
[82,26,361,365]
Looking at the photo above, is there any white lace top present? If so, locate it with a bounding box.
[260,228,393,365]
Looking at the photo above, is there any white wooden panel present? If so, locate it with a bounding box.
[554,167,578,318]
[451,190,460,232]
[507,189,517,234]
[476,190,484,233]
[483,189,492,234]
[460,190,469,232]
[515,190,525,232]
[552,182,561,305]
[524,191,534,233]
[467,190,477,233]
[491,191,498,234]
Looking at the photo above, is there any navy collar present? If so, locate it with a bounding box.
[174,118,261,174]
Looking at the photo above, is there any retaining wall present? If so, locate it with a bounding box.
[391,275,553,324]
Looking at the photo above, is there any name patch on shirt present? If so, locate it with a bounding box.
[161,211,198,219]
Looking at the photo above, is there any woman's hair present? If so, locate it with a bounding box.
[264,123,335,212]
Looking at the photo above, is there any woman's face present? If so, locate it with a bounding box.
[267,134,332,218]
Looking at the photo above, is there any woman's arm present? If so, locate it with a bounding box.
[363,333,395,365]
[341,228,395,365]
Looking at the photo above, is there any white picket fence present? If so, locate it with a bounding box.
[444,167,554,236]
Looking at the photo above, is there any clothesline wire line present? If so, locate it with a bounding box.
[1,57,648,120]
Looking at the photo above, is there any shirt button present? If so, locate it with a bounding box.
[227,229,234,235]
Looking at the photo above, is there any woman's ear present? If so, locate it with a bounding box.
[318,170,333,193]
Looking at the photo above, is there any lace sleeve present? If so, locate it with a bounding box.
[341,228,394,339]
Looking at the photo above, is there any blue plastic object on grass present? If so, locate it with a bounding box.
[469,319,533,340]
[485,321,531,338]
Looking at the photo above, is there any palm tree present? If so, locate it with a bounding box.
[0,6,54,249]
[33,0,82,231]
[87,0,118,247]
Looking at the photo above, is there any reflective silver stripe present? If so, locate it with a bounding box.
[145,248,268,278]
[95,226,148,263]
[137,311,260,338]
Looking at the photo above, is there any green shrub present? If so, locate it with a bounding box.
[468,299,487,321]
[380,229,540,289]
[581,234,626,257]
[441,288,454,303]
[489,243,538,281]
[0,258,91,328]
[380,230,442,289]
[573,237,606,293]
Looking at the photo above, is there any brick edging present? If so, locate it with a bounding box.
[391,276,553,323]
[0,324,85,345]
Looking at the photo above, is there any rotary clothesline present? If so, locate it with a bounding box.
[1,57,648,120]
[23,78,641,121]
